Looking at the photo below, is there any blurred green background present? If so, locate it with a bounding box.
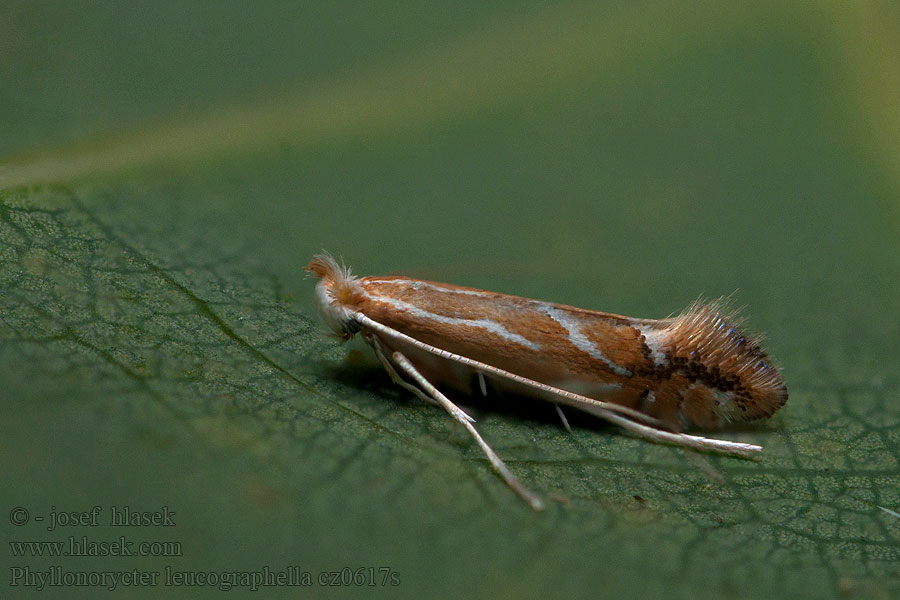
[2,1,899,598]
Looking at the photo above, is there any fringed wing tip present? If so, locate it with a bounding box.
[669,297,787,421]
[678,297,760,344]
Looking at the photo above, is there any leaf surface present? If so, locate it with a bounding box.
[2,2,899,598]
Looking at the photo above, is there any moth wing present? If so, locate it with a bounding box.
[350,311,761,457]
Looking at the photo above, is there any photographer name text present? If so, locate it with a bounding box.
[31,506,175,531]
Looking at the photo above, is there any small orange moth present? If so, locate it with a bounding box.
[308,253,787,510]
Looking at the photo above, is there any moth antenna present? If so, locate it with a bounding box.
[391,351,544,511]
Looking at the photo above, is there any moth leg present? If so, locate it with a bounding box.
[391,351,545,511]
[364,332,445,411]
[554,405,573,434]
[477,372,488,397]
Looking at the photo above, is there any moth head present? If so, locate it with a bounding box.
[306,253,363,340]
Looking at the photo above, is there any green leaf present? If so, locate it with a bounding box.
[2,2,899,599]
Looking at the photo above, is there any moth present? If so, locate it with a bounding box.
[308,254,787,510]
